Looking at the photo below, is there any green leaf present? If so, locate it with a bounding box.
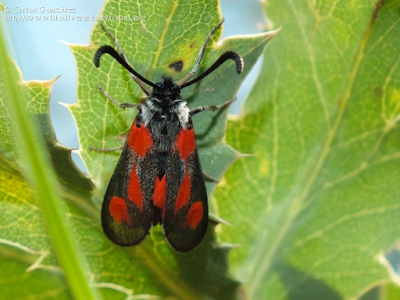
[0,244,69,299]
[215,0,400,298]
[360,281,400,300]
[0,27,98,299]
[70,1,274,195]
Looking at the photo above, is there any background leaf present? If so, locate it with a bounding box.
[215,0,400,298]
[360,282,400,300]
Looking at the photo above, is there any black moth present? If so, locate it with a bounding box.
[94,18,244,252]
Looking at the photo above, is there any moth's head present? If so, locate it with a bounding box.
[152,77,181,102]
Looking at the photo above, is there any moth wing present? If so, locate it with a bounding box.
[162,126,208,252]
[101,120,157,246]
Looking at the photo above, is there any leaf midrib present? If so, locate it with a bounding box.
[246,1,384,297]
[150,0,180,74]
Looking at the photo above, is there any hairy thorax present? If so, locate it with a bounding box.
[140,98,190,152]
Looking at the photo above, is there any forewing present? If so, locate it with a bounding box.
[162,125,208,252]
[101,119,157,246]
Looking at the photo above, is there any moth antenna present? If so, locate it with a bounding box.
[180,51,244,88]
[94,45,156,88]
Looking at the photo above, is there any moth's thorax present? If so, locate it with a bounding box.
[140,96,190,152]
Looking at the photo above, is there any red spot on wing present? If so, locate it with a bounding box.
[185,202,203,230]
[109,197,132,226]
[128,165,143,211]
[174,167,191,213]
[128,119,153,157]
[175,128,196,160]
[153,175,166,218]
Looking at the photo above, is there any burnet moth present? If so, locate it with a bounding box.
[93,18,244,252]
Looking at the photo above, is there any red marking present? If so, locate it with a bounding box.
[128,166,143,211]
[128,118,153,157]
[153,175,166,218]
[186,202,203,230]
[109,197,132,225]
[174,167,191,213]
[175,128,196,160]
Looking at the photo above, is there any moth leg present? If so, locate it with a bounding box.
[202,171,220,183]
[97,85,139,109]
[100,23,151,95]
[89,146,123,152]
[190,97,236,116]
[178,18,224,86]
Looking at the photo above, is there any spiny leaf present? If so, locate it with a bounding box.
[0,1,276,300]
[0,65,93,196]
[215,0,400,299]
[69,1,274,298]
[69,0,275,196]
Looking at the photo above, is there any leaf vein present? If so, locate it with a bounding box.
[246,1,385,297]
